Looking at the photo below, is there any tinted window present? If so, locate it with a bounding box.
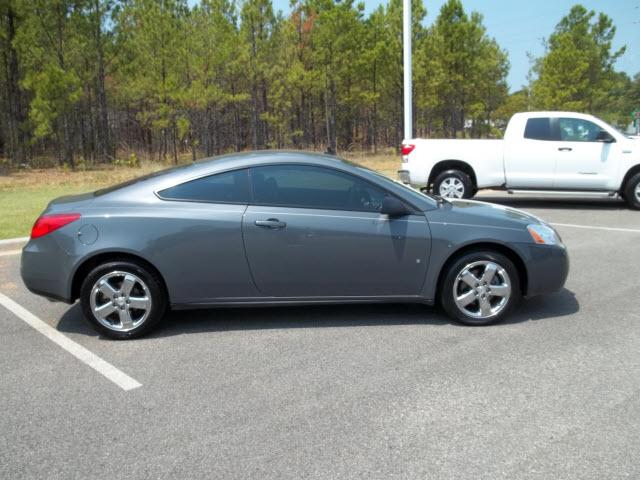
[159,169,249,203]
[559,118,601,142]
[524,118,552,140]
[250,165,389,212]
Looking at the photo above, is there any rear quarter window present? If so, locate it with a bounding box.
[524,118,552,141]
[158,169,250,204]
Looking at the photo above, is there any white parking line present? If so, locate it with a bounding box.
[0,292,142,391]
[551,223,640,234]
[0,250,21,257]
[0,236,28,246]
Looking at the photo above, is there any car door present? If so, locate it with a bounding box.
[504,117,556,188]
[553,117,618,189]
[241,164,430,298]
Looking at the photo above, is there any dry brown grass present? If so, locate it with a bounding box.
[341,149,400,178]
[0,163,163,191]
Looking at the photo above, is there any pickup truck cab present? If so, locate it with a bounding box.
[399,112,640,209]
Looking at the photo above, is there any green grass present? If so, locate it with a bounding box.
[0,150,399,239]
[0,186,94,238]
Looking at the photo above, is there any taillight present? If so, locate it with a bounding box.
[31,213,81,239]
[401,144,415,156]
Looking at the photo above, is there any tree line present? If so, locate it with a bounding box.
[0,0,638,167]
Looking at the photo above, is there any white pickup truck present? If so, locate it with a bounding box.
[398,111,640,209]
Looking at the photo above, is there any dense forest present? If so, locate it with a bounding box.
[0,0,638,167]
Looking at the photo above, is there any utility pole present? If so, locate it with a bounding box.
[403,0,412,140]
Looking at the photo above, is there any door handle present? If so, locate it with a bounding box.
[255,218,287,229]
[558,147,572,152]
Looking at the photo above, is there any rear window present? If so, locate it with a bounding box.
[524,118,552,141]
[158,169,250,204]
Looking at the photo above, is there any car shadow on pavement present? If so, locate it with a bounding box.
[55,288,579,339]
[478,196,627,211]
[506,287,579,324]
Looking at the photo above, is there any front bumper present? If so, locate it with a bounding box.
[520,244,570,297]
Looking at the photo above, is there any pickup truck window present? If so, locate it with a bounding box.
[558,118,600,142]
[524,118,552,141]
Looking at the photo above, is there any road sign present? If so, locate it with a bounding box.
[633,110,640,120]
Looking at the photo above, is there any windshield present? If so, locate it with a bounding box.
[346,161,445,204]
[599,118,633,139]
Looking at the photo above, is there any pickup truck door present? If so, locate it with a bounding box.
[504,117,556,188]
[552,117,618,190]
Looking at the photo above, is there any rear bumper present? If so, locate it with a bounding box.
[519,244,569,297]
[398,169,411,184]
[20,239,75,303]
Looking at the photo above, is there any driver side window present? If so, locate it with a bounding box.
[249,164,389,213]
[558,118,601,142]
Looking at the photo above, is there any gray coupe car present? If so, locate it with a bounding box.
[21,152,569,339]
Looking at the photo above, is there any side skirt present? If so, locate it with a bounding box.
[171,295,433,310]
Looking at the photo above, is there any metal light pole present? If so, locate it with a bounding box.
[403,0,412,141]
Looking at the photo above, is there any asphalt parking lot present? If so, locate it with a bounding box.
[1,193,639,480]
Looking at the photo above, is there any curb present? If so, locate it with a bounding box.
[0,236,29,246]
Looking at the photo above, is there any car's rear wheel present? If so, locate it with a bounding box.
[80,260,167,339]
[623,172,640,210]
[440,251,520,326]
[433,170,474,199]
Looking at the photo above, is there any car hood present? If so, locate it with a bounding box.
[438,199,545,228]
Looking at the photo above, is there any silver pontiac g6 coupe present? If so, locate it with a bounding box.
[21,152,569,339]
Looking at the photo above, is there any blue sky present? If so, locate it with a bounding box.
[269,0,640,92]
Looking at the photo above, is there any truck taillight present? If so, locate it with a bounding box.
[401,144,415,156]
[31,213,81,239]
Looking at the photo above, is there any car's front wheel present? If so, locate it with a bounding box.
[623,172,640,210]
[80,260,167,339]
[440,251,520,326]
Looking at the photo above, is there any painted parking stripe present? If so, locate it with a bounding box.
[551,223,640,234]
[0,250,21,257]
[0,292,141,391]
[0,236,28,246]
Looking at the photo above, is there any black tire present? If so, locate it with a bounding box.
[623,172,640,210]
[432,169,474,199]
[80,260,167,339]
[440,250,521,326]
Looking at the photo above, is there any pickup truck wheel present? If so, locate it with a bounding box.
[433,170,474,199]
[624,173,640,210]
[440,250,521,326]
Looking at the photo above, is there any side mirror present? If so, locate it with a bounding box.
[595,130,615,143]
[381,195,411,217]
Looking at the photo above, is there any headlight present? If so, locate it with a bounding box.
[527,224,561,245]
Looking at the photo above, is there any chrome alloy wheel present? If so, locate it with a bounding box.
[89,271,152,332]
[635,182,640,203]
[453,261,512,319]
[439,177,465,198]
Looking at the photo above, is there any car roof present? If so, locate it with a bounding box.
[192,150,346,170]
[512,111,597,121]
[96,151,371,196]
